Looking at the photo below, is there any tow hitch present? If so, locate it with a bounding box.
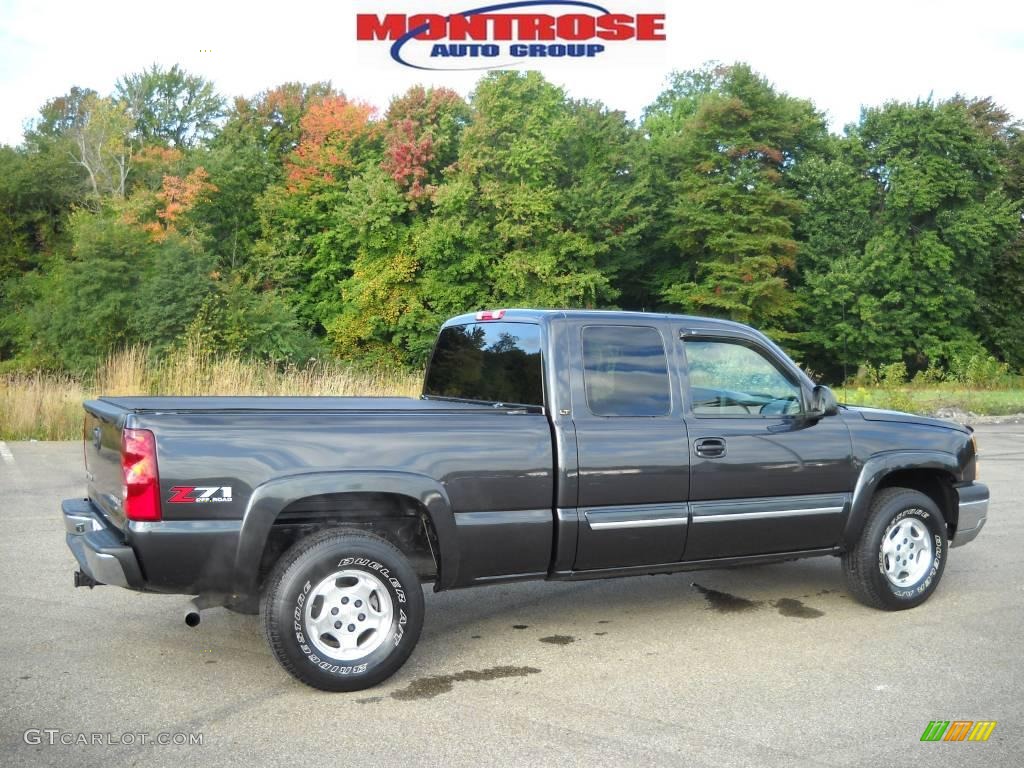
[74,570,101,588]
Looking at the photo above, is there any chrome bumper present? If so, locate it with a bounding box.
[952,483,989,548]
[63,498,143,588]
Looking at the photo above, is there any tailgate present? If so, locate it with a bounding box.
[83,400,128,529]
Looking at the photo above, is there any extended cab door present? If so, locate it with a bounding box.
[678,329,854,560]
[568,321,691,570]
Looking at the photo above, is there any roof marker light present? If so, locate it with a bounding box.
[476,309,506,321]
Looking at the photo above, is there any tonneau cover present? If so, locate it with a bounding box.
[97,396,512,413]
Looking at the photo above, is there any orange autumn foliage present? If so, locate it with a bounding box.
[136,167,217,241]
[285,96,377,189]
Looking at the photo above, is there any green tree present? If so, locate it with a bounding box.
[329,72,649,364]
[643,63,827,334]
[66,94,135,199]
[954,97,1024,369]
[20,208,152,370]
[250,92,382,334]
[116,64,225,148]
[192,83,336,271]
[796,98,1021,373]
[185,276,318,363]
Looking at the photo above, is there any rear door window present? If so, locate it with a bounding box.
[581,325,671,417]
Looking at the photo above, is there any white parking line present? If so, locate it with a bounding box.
[0,441,14,465]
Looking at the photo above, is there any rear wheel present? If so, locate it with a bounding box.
[261,529,424,691]
[842,487,947,610]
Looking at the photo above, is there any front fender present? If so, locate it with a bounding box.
[841,450,961,549]
[233,470,458,594]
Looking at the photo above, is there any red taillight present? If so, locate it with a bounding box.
[122,428,161,521]
[476,309,506,321]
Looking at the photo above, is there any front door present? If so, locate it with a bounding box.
[570,322,691,570]
[679,332,854,560]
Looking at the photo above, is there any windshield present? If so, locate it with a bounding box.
[423,322,543,406]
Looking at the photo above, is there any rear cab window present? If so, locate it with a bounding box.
[423,322,544,407]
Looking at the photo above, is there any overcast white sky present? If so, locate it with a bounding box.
[1,0,1023,146]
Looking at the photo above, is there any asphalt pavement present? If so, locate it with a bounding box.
[1,427,1021,767]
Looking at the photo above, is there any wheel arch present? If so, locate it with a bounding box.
[842,452,960,550]
[233,471,458,595]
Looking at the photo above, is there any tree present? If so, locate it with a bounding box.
[325,87,475,364]
[116,64,225,148]
[795,98,1021,373]
[643,63,828,335]
[382,86,470,202]
[328,73,649,364]
[184,276,318,363]
[192,83,339,271]
[67,94,134,199]
[443,71,620,308]
[19,208,151,370]
[953,97,1024,369]
[250,92,382,335]
[284,95,378,188]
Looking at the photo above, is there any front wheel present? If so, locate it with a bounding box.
[842,487,948,610]
[261,529,424,691]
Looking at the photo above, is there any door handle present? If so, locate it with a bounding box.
[694,437,726,458]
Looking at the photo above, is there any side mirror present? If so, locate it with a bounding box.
[808,385,839,418]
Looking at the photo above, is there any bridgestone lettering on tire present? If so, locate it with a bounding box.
[260,529,425,691]
[842,487,947,611]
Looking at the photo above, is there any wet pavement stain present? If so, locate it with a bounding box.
[470,635,482,639]
[594,631,608,636]
[512,624,529,630]
[204,660,216,664]
[597,620,612,624]
[391,666,541,701]
[356,696,383,704]
[691,583,763,613]
[539,635,576,646]
[773,598,824,619]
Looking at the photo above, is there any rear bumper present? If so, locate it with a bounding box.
[952,482,989,548]
[63,498,144,588]
[63,497,243,594]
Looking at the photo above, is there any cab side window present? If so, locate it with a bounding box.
[582,326,671,417]
[684,339,802,416]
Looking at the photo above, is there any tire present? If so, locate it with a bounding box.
[260,528,424,691]
[842,487,948,610]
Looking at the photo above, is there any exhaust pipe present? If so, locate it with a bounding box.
[184,594,224,627]
[185,596,208,627]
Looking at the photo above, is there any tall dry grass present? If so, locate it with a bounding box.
[0,372,85,441]
[0,344,422,441]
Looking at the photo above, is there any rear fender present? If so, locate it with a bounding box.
[234,470,458,594]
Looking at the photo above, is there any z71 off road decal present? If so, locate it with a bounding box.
[168,486,233,503]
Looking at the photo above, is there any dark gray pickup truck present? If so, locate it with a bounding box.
[64,309,989,690]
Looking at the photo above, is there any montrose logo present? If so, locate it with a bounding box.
[356,1,665,71]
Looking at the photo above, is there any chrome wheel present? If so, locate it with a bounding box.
[304,569,394,661]
[881,515,934,588]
